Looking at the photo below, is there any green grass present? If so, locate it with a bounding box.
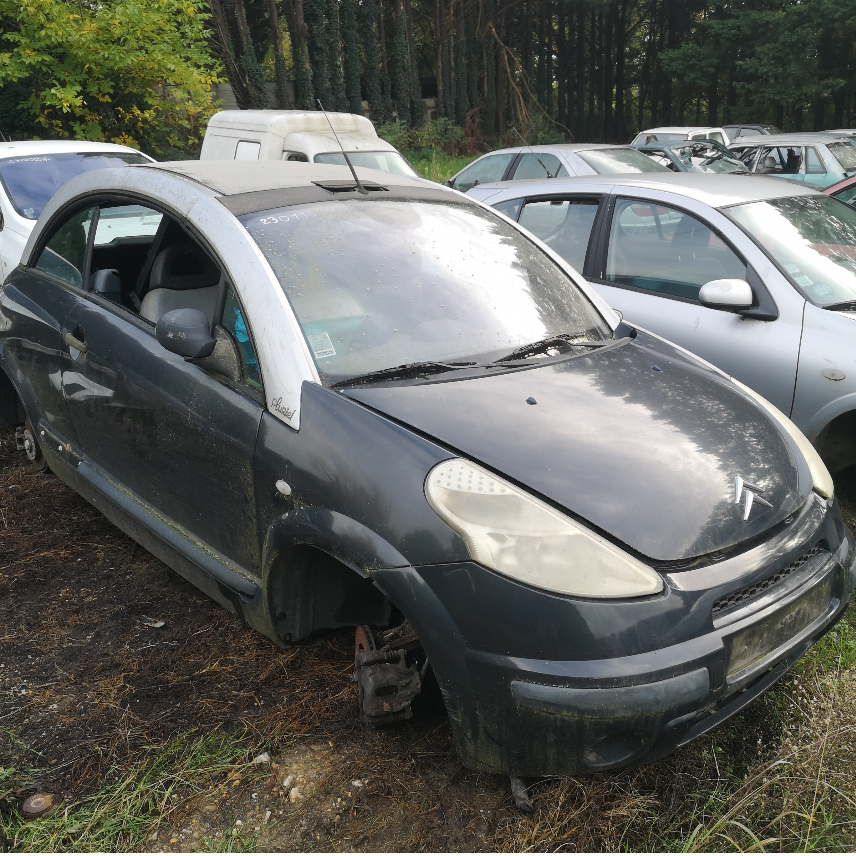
[1,730,257,852]
[404,149,479,183]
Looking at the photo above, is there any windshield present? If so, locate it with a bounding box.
[240,200,611,385]
[827,141,856,172]
[727,195,856,305]
[0,151,150,220]
[577,148,669,174]
[672,142,746,173]
[314,150,417,177]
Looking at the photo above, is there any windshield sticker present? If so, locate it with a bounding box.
[308,331,336,359]
[795,274,813,287]
[812,282,834,296]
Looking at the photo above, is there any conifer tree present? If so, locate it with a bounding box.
[305,0,332,107]
[327,0,349,111]
[392,9,411,122]
[341,0,363,114]
[359,0,386,122]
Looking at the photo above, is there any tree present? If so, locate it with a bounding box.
[0,0,219,156]
[341,0,364,114]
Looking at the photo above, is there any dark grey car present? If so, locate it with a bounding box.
[0,161,852,780]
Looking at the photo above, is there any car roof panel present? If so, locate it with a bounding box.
[469,173,819,208]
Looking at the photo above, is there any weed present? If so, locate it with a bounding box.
[1,730,255,852]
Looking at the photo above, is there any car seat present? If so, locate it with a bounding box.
[758,155,778,173]
[140,243,221,324]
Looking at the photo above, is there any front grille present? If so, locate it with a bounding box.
[712,544,824,617]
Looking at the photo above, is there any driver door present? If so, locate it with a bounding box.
[59,201,264,579]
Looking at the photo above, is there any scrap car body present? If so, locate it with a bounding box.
[0,162,852,778]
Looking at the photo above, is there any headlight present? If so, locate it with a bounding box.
[424,459,663,598]
[729,377,833,500]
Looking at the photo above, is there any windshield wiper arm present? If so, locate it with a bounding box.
[331,360,482,389]
[824,300,856,311]
[492,335,610,364]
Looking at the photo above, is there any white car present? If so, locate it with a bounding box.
[444,143,668,193]
[199,110,418,178]
[0,141,153,281]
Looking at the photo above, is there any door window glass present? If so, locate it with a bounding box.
[33,206,95,287]
[518,199,599,272]
[492,197,523,221]
[450,154,515,191]
[606,199,746,300]
[805,147,826,174]
[222,285,261,389]
[512,153,569,180]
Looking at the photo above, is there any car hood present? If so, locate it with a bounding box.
[344,334,810,562]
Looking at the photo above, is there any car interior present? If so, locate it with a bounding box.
[34,201,261,388]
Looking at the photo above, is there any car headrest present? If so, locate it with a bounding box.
[671,217,710,251]
[150,243,220,291]
[763,155,777,169]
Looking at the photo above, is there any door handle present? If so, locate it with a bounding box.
[63,331,87,354]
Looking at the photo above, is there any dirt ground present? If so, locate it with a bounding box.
[1,424,854,851]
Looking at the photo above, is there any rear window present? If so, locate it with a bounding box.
[577,148,670,174]
[0,151,150,220]
[828,142,856,171]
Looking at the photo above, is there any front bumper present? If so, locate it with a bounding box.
[375,495,855,777]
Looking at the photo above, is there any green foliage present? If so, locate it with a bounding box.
[242,32,271,109]
[0,0,220,157]
[326,0,348,112]
[305,0,332,109]
[527,113,565,145]
[391,12,411,123]
[340,0,363,115]
[359,0,385,123]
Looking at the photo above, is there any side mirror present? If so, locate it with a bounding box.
[698,278,755,311]
[442,179,454,188]
[156,308,215,359]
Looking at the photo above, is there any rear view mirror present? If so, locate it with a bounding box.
[156,308,215,359]
[698,278,754,311]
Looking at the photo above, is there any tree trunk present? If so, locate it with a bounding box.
[208,0,249,108]
[435,0,445,116]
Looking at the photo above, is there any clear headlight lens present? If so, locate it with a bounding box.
[424,459,663,598]
[729,376,833,500]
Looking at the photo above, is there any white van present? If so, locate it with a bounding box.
[199,110,418,177]
[630,126,728,146]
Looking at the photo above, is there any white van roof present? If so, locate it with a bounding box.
[204,110,398,157]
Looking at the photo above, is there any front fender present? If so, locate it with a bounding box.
[261,506,410,579]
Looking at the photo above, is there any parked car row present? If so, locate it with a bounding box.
[1,112,855,790]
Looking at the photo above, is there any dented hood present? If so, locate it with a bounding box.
[344,334,811,562]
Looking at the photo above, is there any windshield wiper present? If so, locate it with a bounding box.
[331,360,482,389]
[492,335,611,364]
[824,300,856,311]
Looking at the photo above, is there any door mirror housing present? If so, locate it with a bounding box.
[156,308,216,359]
[698,278,755,311]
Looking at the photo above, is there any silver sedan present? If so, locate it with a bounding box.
[468,173,856,474]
